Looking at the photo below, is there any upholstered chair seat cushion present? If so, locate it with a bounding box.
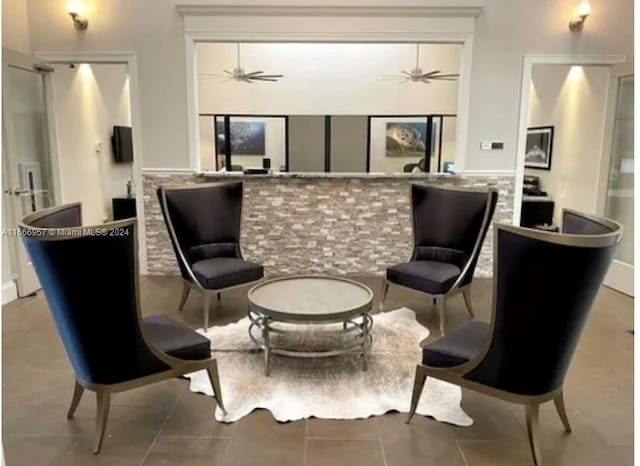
[387,261,461,294]
[422,321,489,367]
[191,257,264,290]
[144,315,211,360]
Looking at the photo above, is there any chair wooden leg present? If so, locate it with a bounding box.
[207,359,227,415]
[217,292,221,301]
[525,403,543,466]
[67,380,85,419]
[203,293,212,332]
[178,282,191,311]
[407,365,428,424]
[93,391,111,455]
[435,297,446,336]
[553,390,572,433]
[462,288,475,318]
[379,280,389,312]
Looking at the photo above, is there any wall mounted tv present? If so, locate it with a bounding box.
[111,125,134,163]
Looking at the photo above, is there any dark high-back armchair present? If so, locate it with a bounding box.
[381,184,498,335]
[407,209,622,466]
[157,182,264,331]
[20,203,225,454]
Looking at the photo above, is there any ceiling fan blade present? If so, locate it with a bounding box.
[400,71,413,77]
[430,76,458,81]
[244,70,264,76]
[223,70,235,76]
[420,70,442,78]
[251,77,279,82]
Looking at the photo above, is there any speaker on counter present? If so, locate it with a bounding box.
[262,158,271,169]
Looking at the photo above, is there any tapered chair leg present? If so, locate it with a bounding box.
[462,288,475,318]
[217,292,221,301]
[207,359,227,415]
[379,280,389,312]
[93,391,111,455]
[435,297,446,335]
[203,293,212,332]
[525,404,543,466]
[67,381,85,419]
[407,365,428,424]
[178,282,191,311]
[553,390,572,433]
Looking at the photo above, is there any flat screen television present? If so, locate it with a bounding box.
[111,126,133,163]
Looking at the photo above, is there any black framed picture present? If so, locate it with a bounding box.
[215,120,266,156]
[525,126,554,170]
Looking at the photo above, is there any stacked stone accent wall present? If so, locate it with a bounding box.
[143,173,515,277]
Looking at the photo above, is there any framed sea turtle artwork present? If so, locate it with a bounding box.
[386,122,435,157]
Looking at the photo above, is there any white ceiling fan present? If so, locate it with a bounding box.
[386,44,459,83]
[200,43,284,83]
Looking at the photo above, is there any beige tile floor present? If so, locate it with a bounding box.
[2,276,633,466]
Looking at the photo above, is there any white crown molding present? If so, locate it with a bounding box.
[175,3,484,18]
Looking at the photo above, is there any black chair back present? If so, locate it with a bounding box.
[157,183,243,271]
[410,184,498,284]
[20,204,168,386]
[562,209,615,235]
[466,211,622,396]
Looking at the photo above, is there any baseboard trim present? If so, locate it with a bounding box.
[2,281,17,305]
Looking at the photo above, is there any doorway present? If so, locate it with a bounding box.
[603,74,634,296]
[2,52,146,303]
[518,64,611,230]
[514,55,631,295]
[2,50,59,298]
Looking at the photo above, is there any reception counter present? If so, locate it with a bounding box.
[142,171,515,277]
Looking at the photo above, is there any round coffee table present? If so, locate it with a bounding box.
[247,276,374,376]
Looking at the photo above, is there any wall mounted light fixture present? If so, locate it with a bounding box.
[67,1,88,30]
[569,1,591,32]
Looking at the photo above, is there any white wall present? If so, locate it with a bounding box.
[465,0,633,170]
[51,63,133,225]
[23,0,633,171]
[2,0,31,53]
[197,43,460,115]
[525,65,610,225]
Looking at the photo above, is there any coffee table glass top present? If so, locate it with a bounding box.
[248,276,373,320]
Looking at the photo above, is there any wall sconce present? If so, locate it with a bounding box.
[67,1,88,30]
[569,1,591,32]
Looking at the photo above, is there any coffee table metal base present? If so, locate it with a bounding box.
[248,310,373,376]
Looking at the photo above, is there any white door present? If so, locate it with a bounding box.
[2,50,57,297]
[604,74,634,296]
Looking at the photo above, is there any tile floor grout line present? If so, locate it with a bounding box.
[220,402,239,464]
[376,417,390,466]
[302,418,309,466]
[138,387,187,466]
[454,439,471,466]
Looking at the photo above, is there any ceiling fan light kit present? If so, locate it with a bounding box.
[395,44,460,84]
[223,43,284,83]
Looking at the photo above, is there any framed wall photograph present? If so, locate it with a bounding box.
[525,126,554,170]
[216,120,266,156]
[385,122,428,158]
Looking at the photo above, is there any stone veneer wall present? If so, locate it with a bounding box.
[143,173,515,277]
